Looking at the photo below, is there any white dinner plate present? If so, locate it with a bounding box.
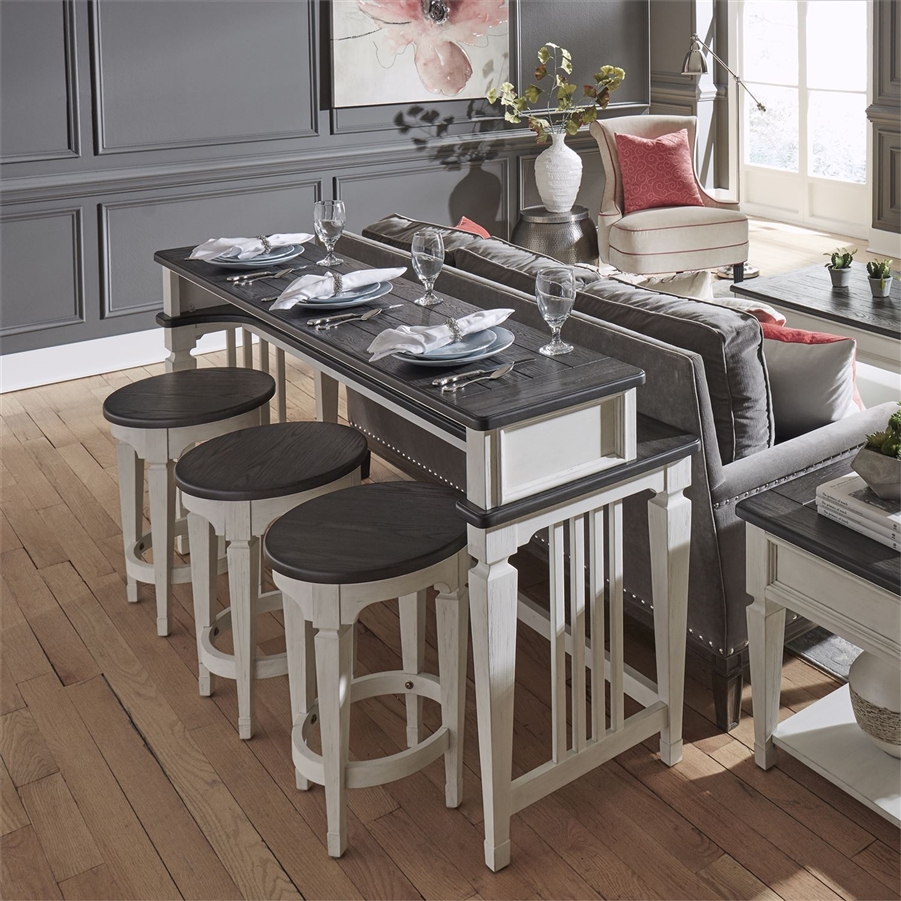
[280,281,393,311]
[301,281,385,304]
[393,327,515,367]
[395,328,497,362]
[210,244,305,269]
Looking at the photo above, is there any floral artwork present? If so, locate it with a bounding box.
[331,0,509,107]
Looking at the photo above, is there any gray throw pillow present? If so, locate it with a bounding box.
[454,243,774,463]
[362,214,486,266]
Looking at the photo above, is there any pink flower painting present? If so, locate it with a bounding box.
[332,0,509,107]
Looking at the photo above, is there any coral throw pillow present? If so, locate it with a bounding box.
[615,129,704,214]
[762,323,864,441]
[455,216,491,238]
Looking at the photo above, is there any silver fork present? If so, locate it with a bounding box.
[440,361,515,392]
[232,266,304,286]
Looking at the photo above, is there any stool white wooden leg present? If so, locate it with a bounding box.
[147,460,176,636]
[116,441,144,604]
[187,512,218,697]
[241,329,254,369]
[275,349,287,423]
[649,458,692,766]
[315,621,354,857]
[258,340,271,426]
[225,328,237,367]
[436,550,469,807]
[399,590,427,747]
[284,597,316,789]
[228,528,260,740]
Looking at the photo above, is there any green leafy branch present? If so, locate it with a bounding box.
[486,43,625,143]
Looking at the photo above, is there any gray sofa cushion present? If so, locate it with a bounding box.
[454,242,774,464]
[361,213,486,266]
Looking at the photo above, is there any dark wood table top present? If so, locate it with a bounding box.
[154,243,644,434]
[731,263,900,339]
[736,459,901,595]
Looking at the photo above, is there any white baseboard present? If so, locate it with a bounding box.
[0,327,250,393]
[867,227,901,259]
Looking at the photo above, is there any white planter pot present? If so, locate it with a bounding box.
[534,132,583,214]
[869,275,894,298]
[848,652,901,758]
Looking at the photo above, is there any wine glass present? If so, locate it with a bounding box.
[314,200,346,267]
[411,228,445,306]
[536,266,576,356]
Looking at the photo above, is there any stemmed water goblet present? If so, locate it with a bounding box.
[411,228,444,307]
[313,200,346,267]
[536,266,576,356]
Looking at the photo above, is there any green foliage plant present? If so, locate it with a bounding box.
[487,44,625,143]
[824,246,856,269]
[866,258,893,286]
[865,402,901,459]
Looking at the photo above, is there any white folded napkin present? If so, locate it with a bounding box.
[189,234,314,262]
[270,268,406,311]
[368,308,514,361]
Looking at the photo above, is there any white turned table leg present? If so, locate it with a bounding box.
[436,550,469,808]
[116,441,143,604]
[258,339,271,425]
[283,596,316,790]
[241,329,254,369]
[315,371,340,423]
[315,622,354,857]
[648,458,692,766]
[468,524,518,872]
[225,328,237,367]
[147,460,175,636]
[228,522,260,741]
[187,512,218,697]
[746,525,785,770]
[399,590,427,747]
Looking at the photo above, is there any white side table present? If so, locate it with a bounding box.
[737,464,901,825]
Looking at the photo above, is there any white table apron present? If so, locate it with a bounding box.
[160,266,693,872]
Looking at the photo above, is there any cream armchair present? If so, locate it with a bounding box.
[589,115,749,279]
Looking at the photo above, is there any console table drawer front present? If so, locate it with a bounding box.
[497,390,636,505]
[774,543,901,642]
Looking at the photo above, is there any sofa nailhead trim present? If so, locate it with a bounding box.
[712,446,859,509]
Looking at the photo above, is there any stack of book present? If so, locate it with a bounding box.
[816,473,900,551]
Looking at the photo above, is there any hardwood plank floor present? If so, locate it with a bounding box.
[0,220,898,900]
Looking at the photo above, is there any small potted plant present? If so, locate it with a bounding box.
[824,246,856,288]
[852,403,901,500]
[866,259,894,298]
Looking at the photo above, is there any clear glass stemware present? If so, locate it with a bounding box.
[314,199,346,267]
[536,266,576,356]
[411,228,445,307]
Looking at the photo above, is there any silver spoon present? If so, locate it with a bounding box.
[317,307,385,330]
[441,361,515,392]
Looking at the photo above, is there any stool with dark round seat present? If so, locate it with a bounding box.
[264,481,469,857]
[103,368,275,637]
[176,421,370,740]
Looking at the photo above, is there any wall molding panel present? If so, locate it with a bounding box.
[0,0,80,164]
[0,207,84,338]
[89,0,318,155]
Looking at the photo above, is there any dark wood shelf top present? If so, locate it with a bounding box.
[736,459,901,595]
[731,263,900,339]
[154,242,645,434]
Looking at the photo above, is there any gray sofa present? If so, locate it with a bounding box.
[337,219,894,730]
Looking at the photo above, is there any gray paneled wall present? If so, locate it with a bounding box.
[0,0,650,356]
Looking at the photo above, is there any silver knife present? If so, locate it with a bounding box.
[306,304,402,327]
[432,367,495,387]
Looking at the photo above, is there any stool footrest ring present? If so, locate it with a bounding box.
[198,590,288,680]
[293,671,449,789]
[125,517,227,586]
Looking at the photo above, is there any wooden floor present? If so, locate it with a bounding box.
[2,219,899,901]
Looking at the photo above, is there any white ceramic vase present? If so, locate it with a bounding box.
[848,651,901,758]
[534,131,583,213]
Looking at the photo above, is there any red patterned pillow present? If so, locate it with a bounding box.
[455,216,491,238]
[615,129,704,214]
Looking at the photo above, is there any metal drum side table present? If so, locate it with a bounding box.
[511,205,599,265]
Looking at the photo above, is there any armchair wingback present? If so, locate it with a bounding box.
[589,115,749,276]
